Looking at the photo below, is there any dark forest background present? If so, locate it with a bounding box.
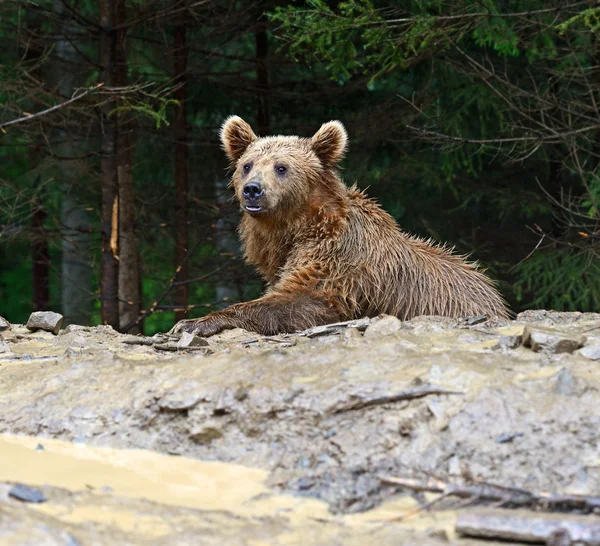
[1,0,599,334]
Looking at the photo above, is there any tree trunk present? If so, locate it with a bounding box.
[99,0,120,329]
[24,17,50,313]
[255,19,269,135]
[173,8,189,323]
[31,199,49,311]
[215,177,241,308]
[213,16,270,308]
[54,0,93,325]
[115,0,141,333]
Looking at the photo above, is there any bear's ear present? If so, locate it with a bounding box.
[311,120,348,168]
[220,116,258,162]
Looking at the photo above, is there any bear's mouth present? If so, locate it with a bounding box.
[245,204,265,213]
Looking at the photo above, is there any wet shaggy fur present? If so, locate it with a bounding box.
[173,116,509,336]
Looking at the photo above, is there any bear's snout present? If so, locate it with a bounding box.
[241,178,266,214]
[242,181,264,200]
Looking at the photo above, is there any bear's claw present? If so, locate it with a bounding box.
[170,317,223,338]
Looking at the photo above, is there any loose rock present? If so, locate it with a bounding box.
[62,324,89,334]
[364,315,402,338]
[8,483,47,503]
[522,325,585,354]
[159,390,203,411]
[26,311,64,335]
[495,335,522,350]
[189,420,224,444]
[464,315,488,326]
[0,316,10,331]
[177,331,209,349]
[578,343,600,361]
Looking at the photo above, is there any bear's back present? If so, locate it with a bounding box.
[323,186,509,320]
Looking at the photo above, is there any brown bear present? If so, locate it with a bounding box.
[173,116,509,337]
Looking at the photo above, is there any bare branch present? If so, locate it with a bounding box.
[405,124,600,145]
[0,83,103,130]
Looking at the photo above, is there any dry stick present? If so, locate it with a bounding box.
[508,233,546,273]
[457,509,600,545]
[534,176,596,222]
[327,386,463,414]
[120,210,233,333]
[120,260,232,333]
[384,1,591,24]
[0,84,103,130]
[405,123,599,146]
[378,476,600,513]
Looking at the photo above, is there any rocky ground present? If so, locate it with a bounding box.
[1,310,600,545]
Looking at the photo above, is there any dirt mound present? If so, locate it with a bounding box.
[1,311,599,544]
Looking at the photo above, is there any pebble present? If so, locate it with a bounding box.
[495,432,524,444]
[189,420,224,444]
[63,324,89,334]
[8,483,47,503]
[26,311,64,335]
[177,332,209,349]
[496,335,522,350]
[465,315,488,326]
[158,390,203,411]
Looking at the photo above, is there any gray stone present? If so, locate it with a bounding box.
[448,455,462,475]
[465,315,488,326]
[0,316,10,331]
[496,335,522,350]
[159,390,203,411]
[26,311,64,335]
[364,315,402,338]
[70,335,87,347]
[522,325,585,354]
[189,420,224,444]
[578,343,600,361]
[63,324,89,334]
[9,483,47,503]
[553,368,578,396]
[177,331,209,349]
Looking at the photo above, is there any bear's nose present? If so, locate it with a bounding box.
[243,182,264,200]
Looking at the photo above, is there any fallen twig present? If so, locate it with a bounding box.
[456,508,600,545]
[298,317,372,338]
[327,385,463,414]
[153,344,211,353]
[239,336,293,345]
[378,476,600,513]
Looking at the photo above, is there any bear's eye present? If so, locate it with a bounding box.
[275,164,287,175]
[242,163,252,174]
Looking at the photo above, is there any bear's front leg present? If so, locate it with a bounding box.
[170,292,342,337]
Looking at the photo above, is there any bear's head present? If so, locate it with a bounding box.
[220,116,348,218]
